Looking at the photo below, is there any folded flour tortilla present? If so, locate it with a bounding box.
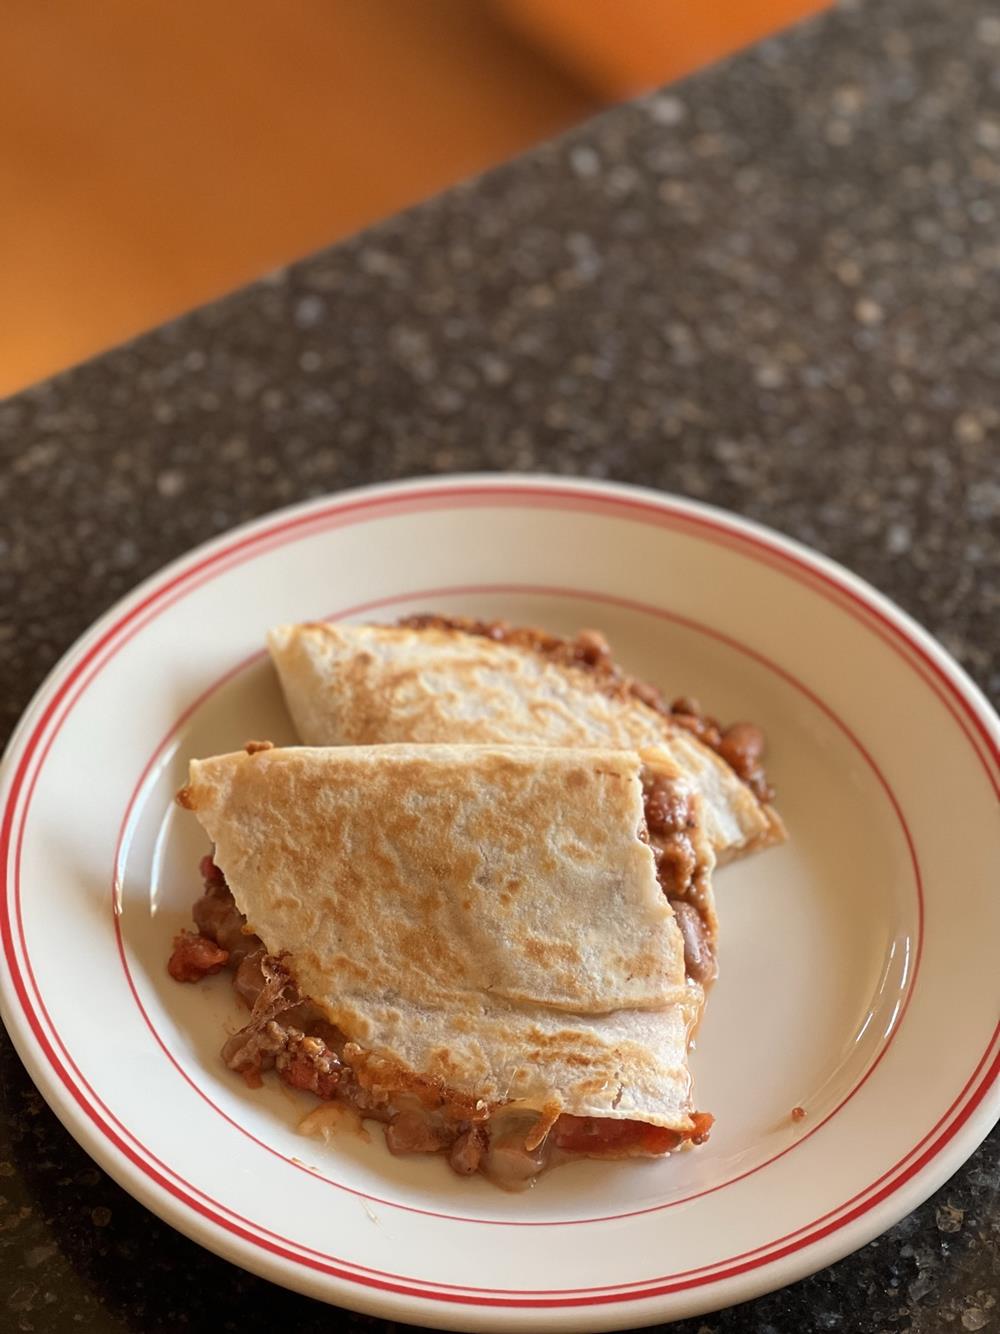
[268,620,784,862]
[179,743,712,1133]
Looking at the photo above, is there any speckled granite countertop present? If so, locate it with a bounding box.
[1,0,998,1329]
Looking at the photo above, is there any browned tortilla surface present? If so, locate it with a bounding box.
[180,743,708,1131]
[268,620,784,860]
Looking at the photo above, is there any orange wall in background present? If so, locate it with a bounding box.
[497,0,826,97]
[0,1,826,397]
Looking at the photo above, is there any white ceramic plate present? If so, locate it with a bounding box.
[2,475,998,1331]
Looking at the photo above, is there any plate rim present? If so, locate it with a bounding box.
[2,473,998,1330]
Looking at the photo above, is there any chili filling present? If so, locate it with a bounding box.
[169,856,712,1188]
[640,770,717,986]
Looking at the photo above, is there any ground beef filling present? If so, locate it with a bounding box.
[398,613,774,803]
[168,860,712,1185]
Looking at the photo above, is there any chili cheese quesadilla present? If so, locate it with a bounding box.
[267,616,784,862]
[172,742,715,1187]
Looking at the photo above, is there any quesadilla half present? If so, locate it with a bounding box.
[171,742,715,1187]
[268,616,784,862]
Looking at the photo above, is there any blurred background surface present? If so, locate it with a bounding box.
[1,0,822,396]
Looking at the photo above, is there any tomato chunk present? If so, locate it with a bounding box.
[552,1116,683,1155]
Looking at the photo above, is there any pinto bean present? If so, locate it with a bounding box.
[717,722,765,778]
[448,1126,488,1175]
[668,899,717,985]
[385,1111,450,1155]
